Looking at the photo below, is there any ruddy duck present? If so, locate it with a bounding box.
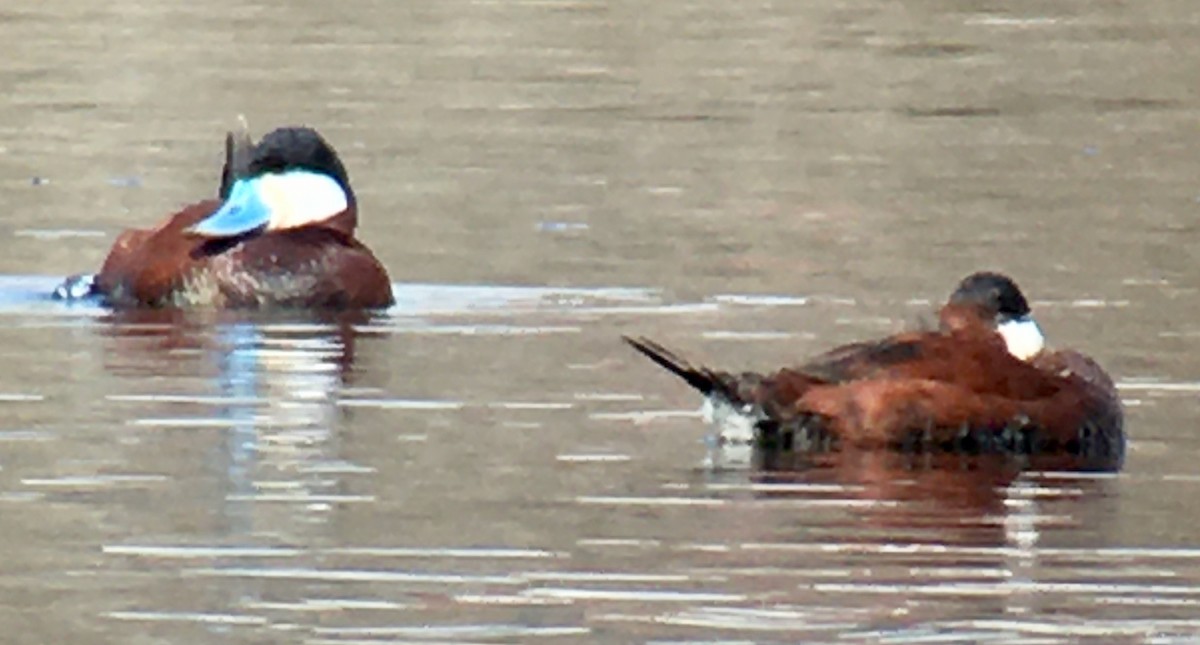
[625,272,1124,459]
[54,125,393,309]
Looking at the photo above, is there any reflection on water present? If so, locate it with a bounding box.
[0,281,1195,643]
[0,289,1173,644]
[93,309,374,630]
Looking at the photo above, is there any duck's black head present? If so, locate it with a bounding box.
[947,271,1044,360]
[198,125,357,239]
[949,271,1031,322]
[220,126,354,205]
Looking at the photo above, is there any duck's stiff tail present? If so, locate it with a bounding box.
[622,335,732,397]
[219,116,256,199]
[623,335,766,446]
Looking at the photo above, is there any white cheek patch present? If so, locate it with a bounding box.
[258,170,349,231]
[998,316,1046,360]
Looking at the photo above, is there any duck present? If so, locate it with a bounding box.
[53,124,394,309]
[624,272,1124,460]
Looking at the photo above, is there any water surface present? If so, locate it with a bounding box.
[3,1,1200,643]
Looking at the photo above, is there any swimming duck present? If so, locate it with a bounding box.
[54,125,393,309]
[624,272,1124,459]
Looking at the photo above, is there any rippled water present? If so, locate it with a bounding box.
[5,0,1200,643]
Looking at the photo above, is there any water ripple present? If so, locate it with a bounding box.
[184,567,525,585]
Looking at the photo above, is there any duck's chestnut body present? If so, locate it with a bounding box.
[625,272,1124,459]
[95,198,393,309]
[60,126,393,309]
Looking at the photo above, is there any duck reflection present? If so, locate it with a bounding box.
[97,308,379,536]
[730,448,1120,618]
[748,448,1117,538]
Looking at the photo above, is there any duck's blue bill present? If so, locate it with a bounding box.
[187,177,270,238]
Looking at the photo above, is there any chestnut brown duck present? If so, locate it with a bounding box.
[54,125,393,309]
[625,272,1123,459]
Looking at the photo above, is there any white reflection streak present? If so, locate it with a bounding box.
[218,324,348,527]
[211,323,353,616]
[221,322,260,536]
[1003,476,1041,616]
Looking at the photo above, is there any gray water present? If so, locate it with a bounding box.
[3,1,1200,643]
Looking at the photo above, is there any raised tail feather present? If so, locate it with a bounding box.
[219,115,255,199]
[622,335,758,412]
[623,335,779,446]
[624,335,846,451]
[622,335,721,395]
